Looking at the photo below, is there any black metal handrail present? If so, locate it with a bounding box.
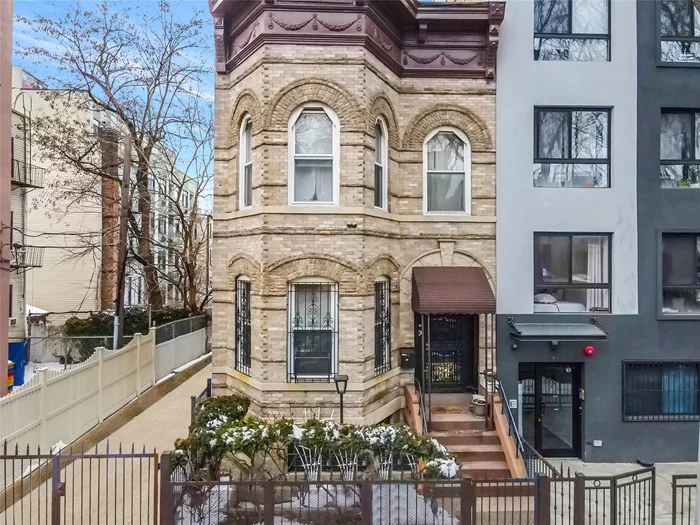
[496,378,561,478]
[414,376,428,435]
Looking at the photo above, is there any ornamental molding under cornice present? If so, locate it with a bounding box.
[213,0,505,79]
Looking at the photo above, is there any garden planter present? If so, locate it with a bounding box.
[470,395,487,418]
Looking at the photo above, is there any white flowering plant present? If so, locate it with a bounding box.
[424,457,460,480]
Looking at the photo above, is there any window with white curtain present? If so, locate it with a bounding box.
[240,117,253,208]
[534,233,611,313]
[289,106,339,205]
[424,128,470,214]
[374,119,388,209]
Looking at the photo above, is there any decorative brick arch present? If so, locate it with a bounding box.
[229,90,263,149]
[365,254,401,291]
[228,253,262,288]
[401,105,493,152]
[265,254,361,294]
[367,94,400,150]
[264,79,365,132]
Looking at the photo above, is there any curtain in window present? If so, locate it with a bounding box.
[662,365,698,415]
[586,237,609,311]
[294,111,333,203]
[426,132,466,212]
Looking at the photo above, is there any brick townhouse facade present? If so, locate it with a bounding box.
[210,0,504,424]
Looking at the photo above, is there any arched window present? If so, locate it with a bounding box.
[374,276,391,375]
[289,105,340,205]
[374,118,388,210]
[423,128,471,214]
[235,276,252,375]
[239,116,253,209]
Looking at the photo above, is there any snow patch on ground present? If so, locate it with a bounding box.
[177,483,457,525]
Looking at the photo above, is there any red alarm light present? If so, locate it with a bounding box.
[584,345,595,357]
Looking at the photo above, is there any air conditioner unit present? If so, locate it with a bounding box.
[8,317,17,327]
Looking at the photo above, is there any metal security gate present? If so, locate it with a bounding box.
[423,315,475,392]
[0,444,158,525]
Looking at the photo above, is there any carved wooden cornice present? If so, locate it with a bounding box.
[210,0,505,79]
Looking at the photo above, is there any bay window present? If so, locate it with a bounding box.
[287,281,339,381]
[375,119,388,210]
[289,106,339,205]
[239,116,253,208]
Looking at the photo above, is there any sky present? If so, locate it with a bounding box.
[12,0,215,100]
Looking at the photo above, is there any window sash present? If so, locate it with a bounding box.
[426,171,466,212]
[535,109,611,162]
[374,163,384,208]
[623,362,700,421]
[534,0,610,37]
[534,234,611,287]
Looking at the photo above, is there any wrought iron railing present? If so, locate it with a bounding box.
[672,474,696,525]
[11,158,45,188]
[10,244,44,269]
[414,376,428,435]
[497,378,561,478]
[190,377,212,426]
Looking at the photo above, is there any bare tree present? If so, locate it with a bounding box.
[17,0,211,311]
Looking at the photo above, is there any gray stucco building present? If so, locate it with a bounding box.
[497,0,700,463]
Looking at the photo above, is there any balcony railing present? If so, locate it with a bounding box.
[10,244,45,270]
[11,158,45,189]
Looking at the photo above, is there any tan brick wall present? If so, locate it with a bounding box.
[212,43,496,425]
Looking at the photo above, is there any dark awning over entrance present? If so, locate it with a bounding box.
[509,321,608,342]
[412,267,495,315]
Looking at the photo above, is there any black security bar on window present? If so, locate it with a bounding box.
[623,361,700,422]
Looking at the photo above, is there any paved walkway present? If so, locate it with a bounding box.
[1,364,212,525]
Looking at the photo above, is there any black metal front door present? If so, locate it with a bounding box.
[520,363,583,457]
[416,314,474,392]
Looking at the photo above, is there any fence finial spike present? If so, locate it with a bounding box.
[2,441,6,455]
[14,442,18,455]
[106,439,110,454]
[118,442,122,454]
[131,443,135,454]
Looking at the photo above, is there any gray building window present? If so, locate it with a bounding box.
[660,110,700,187]
[660,0,700,64]
[534,108,610,188]
[623,362,700,421]
[534,0,610,61]
[534,233,611,313]
[661,233,700,314]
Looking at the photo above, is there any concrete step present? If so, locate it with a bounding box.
[461,461,511,480]
[446,444,505,462]
[429,430,500,446]
[429,413,487,431]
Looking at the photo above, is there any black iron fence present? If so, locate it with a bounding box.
[0,446,664,525]
[673,474,696,525]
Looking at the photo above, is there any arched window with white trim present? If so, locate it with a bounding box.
[374,118,388,210]
[239,116,253,209]
[289,105,340,205]
[423,128,471,214]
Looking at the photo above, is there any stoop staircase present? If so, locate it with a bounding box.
[404,388,524,479]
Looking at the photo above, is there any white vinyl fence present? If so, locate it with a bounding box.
[0,320,208,452]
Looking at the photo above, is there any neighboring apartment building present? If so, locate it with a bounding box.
[9,102,45,350]
[13,67,204,322]
[497,0,700,464]
[210,0,504,424]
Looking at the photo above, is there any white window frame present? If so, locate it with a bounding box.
[374,117,389,210]
[287,277,339,381]
[288,104,340,206]
[239,116,253,209]
[423,127,472,215]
